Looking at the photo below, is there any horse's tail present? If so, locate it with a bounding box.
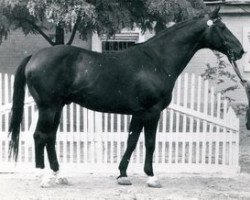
[9,55,32,161]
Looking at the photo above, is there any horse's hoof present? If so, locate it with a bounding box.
[117,177,132,185]
[56,177,69,185]
[35,170,44,179]
[40,177,55,188]
[147,176,162,188]
[40,181,53,188]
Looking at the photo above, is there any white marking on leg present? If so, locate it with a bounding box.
[40,170,56,188]
[147,176,162,188]
[117,176,132,185]
[54,170,69,185]
[35,168,45,179]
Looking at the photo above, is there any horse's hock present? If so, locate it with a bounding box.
[0,72,240,174]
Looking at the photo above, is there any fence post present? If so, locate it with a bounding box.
[95,111,103,164]
[0,73,2,133]
[88,110,94,164]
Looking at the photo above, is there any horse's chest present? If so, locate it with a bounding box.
[134,77,172,110]
[162,91,173,107]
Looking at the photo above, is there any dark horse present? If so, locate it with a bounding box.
[9,7,243,187]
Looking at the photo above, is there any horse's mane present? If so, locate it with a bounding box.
[102,17,204,56]
[136,18,202,46]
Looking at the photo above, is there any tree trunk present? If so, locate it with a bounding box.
[55,23,65,45]
[154,20,166,34]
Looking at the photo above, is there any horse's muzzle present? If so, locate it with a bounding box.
[228,49,245,61]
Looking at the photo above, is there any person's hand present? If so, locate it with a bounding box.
[242,80,250,89]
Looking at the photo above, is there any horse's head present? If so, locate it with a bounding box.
[203,7,244,62]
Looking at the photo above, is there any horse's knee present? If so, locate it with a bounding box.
[127,134,139,147]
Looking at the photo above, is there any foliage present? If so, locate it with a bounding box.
[201,52,239,102]
[0,10,9,44]
[233,103,248,116]
[147,0,205,22]
[0,0,207,45]
[201,52,248,115]
[202,53,237,82]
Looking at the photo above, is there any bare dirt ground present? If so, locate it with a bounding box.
[1,116,250,200]
[0,172,250,200]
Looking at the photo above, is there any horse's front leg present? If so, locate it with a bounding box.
[117,115,143,185]
[144,113,162,188]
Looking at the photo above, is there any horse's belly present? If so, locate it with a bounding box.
[72,92,140,114]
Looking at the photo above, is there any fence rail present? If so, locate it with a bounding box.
[0,73,240,174]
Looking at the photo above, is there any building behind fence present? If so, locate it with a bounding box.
[0,73,240,174]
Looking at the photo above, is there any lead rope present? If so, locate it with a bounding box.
[231,61,250,130]
[231,61,250,99]
[232,61,247,86]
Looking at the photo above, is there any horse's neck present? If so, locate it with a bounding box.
[147,20,206,78]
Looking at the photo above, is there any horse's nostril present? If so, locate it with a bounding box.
[241,49,246,55]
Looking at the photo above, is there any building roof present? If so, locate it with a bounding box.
[205,0,250,5]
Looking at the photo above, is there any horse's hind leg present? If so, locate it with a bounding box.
[33,105,65,187]
[45,108,68,185]
[117,115,143,185]
[45,108,61,172]
[33,108,51,170]
[144,113,161,188]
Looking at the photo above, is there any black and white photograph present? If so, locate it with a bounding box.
[0,0,250,199]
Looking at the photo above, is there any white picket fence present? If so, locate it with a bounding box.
[0,73,240,174]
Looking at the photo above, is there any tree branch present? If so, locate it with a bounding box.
[24,19,56,46]
[12,16,56,46]
[66,17,80,45]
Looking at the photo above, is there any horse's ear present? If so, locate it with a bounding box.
[209,6,221,19]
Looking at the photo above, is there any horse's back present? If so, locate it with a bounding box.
[26,45,92,71]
